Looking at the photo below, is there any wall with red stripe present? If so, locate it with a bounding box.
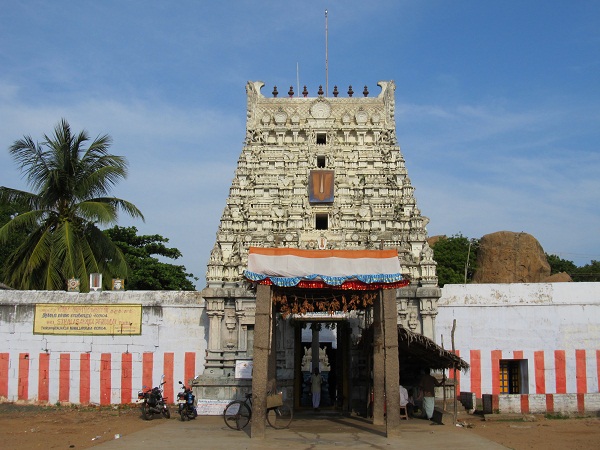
[437,283,600,413]
[0,291,206,405]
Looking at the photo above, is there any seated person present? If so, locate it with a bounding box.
[399,384,414,417]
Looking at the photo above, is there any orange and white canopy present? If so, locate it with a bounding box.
[244,247,405,289]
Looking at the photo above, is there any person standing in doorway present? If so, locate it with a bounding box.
[418,368,443,420]
[311,367,323,411]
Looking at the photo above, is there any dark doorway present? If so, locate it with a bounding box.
[294,321,349,411]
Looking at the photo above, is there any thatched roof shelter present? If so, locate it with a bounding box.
[396,326,469,372]
[359,324,469,373]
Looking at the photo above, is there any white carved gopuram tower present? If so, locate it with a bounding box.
[196,81,440,408]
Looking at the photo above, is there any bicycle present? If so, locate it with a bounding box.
[223,392,293,430]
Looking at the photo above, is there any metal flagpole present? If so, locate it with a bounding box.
[325,9,328,97]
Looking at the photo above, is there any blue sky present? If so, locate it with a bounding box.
[1,1,599,286]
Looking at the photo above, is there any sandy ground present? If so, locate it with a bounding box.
[0,403,599,450]
[460,414,600,450]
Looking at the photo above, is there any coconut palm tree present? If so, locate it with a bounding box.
[0,119,144,291]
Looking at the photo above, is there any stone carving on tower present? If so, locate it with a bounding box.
[197,80,440,397]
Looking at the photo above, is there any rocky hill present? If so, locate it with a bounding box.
[433,231,572,283]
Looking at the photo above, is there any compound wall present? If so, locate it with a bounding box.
[0,290,206,405]
[437,282,600,414]
[2,282,599,415]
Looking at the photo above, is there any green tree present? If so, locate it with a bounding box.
[0,119,144,291]
[0,203,32,285]
[104,226,197,290]
[545,253,577,275]
[571,261,600,282]
[431,234,479,287]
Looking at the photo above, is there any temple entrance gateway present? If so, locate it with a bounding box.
[246,248,407,438]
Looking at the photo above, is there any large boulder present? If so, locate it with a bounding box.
[473,231,551,283]
[544,272,573,282]
[427,235,445,248]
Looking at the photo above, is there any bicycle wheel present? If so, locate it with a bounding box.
[223,401,251,430]
[266,404,293,429]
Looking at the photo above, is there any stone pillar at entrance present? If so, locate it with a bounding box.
[372,289,401,436]
[372,295,385,425]
[382,288,401,436]
[251,284,272,438]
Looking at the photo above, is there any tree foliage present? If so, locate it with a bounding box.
[0,119,143,291]
[431,234,479,287]
[0,203,32,284]
[571,261,600,282]
[546,253,577,275]
[547,253,600,282]
[104,226,197,290]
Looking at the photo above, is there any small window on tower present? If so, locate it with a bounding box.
[317,133,327,145]
[315,213,328,230]
[317,156,326,168]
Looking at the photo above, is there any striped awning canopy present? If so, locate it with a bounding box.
[244,247,407,289]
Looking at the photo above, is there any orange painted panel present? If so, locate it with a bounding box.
[184,352,196,387]
[59,354,70,403]
[520,394,529,413]
[0,353,9,398]
[575,349,587,394]
[142,353,153,390]
[554,350,566,394]
[491,350,502,395]
[38,353,50,402]
[163,353,174,404]
[18,353,29,400]
[470,350,481,398]
[534,351,546,394]
[80,354,90,404]
[121,353,132,404]
[100,354,111,405]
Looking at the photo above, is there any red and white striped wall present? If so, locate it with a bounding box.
[438,283,600,414]
[451,348,600,414]
[0,351,200,405]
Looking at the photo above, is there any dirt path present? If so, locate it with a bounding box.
[461,414,600,450]
[1,404,599,450]
[0,404,164,450]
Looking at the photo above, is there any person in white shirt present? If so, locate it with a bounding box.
[399,384,414,417]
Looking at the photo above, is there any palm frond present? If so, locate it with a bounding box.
[75,200,119,224]
[0,209,44,244]
[0,187,41,211]
[4,227,52,289]
[8,136,51,193]
[52,221,80,282]
[77,197,145,225]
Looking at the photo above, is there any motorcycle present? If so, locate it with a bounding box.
[138,377,170,420]
[177,381,197,421]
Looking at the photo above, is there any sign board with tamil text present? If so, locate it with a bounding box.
[33,304,142,335]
